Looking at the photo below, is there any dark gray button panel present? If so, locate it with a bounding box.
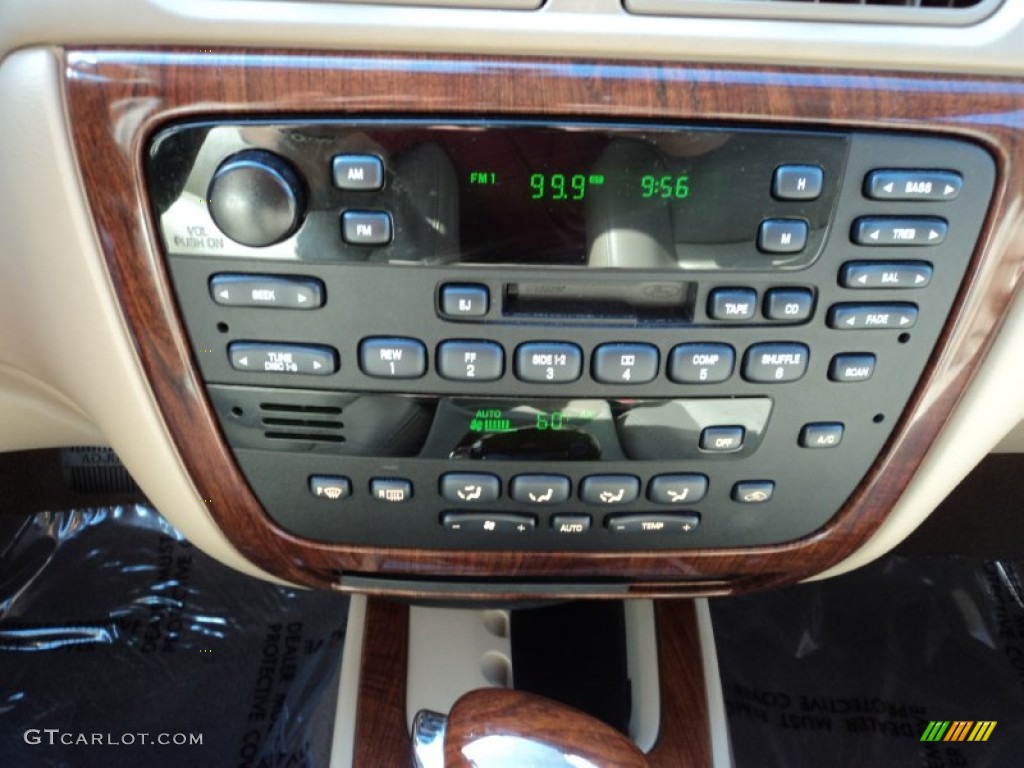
[828,304,918,330]
[648,474,708,505]
[359,337,427,378]
[443,512,535,533]
[210,274,323,309]
[840,262,933,289]
[757,219,808,253]
[341,210,392,245]
[440,473,502,504]
[440,284,489,317]
[772,165,824,201]
[437,341,504,382]
[732,480,775,504]
[514,342,583,383]
[742,342,810,383]
[309,475,351,501]
[592,343,659,385]
[228,342,337,375]
[551,514,591,534]
[510,474,571,505]
[668,343,735,384]
[708,288,757,321]
[579,475,641,506]
[851,217,947,246]
[332,155,384,191]
[700,425,745,453]
[607,513,701,534]
[829,353,876,382]
[764,288,814,322]
[371,478,413,503]
[865,170,962,202]
[800,423,845,449]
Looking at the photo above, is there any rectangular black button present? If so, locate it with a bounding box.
[441,284,489,317]
[443,512,535,533]
[764,288,814,322]
[758,219,808,253]
[708,288,757,321]
[359,337,427,378]
[852,217,947,246]
[840,262,933,289]
[828,304,918,330]
[437,341,503,382]
[607,513,700,534]
[800,423,844,449]
[772,165,823,201]
[551,514,591,534]
[228,342,337,375]
[440,473,502,504]
[510,475,571,505]
[342,210,392,245]
[732,481,774,504]
[742,343,809,383]
[371,478,412,503]
[700,426,744,453]
[668,343,735,384]
[579,475,641,506]
[210,274,323,309]
[332,155,384,191]
[648,474,708,505]
[865,170,962,201]
[829,353,876,382]
[310,475,351,501]
[592,344,659,385]
[514,343,583,384]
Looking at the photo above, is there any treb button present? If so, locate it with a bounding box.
[852,217,947,247]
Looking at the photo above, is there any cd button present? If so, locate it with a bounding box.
[758,219,808,254]
[772,165,824,201]
[668,343,735,384]
[579,475,641,506]
[511,475,571,505]
[359,337,427,378]
[764,288,815,322]
[592,343,658,385]
[514,342,583,384]
[708,288,757,321]
[332,155,384,191]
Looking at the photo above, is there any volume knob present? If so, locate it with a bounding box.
[207,150,305,247]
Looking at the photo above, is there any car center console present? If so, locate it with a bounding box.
[147,119,993,552]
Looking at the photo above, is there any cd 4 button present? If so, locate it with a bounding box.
[592,344,658,385]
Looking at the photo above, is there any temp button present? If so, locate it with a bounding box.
[607,513,701,534]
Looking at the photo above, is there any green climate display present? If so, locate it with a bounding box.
[468,406,600,434]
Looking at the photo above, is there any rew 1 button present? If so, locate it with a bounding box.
[742,343,809,383]
[592,344,658,385]
[229,342,337,375]
[359,337,427,378]
[443,513,535,533]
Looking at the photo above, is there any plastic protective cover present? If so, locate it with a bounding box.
[712,556,1024,767]
[0,506,349,767]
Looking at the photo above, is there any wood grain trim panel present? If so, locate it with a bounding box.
[63,48,1024,596]
[353,598,712,766]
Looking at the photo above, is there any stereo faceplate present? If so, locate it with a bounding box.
[147,121,995,551]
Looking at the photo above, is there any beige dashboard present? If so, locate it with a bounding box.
[1,0,1024,590]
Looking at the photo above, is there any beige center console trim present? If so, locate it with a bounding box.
[0,48,281,584]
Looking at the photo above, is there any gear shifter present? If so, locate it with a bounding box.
[412,689,648,768]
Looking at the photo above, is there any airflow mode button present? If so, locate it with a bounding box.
[228,342,337,375]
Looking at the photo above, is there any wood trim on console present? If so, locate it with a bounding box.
[353,598,712,767]
[64,48,1024,596]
